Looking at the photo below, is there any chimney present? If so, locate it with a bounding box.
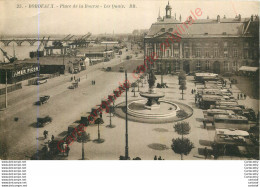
[217,15,220,23]
[238,14,241,21]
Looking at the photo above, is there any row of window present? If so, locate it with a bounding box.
[147,46,258,59]
[195,61,239,71]
[184,41,257,47]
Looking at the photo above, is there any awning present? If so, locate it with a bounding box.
[239,66,259,72]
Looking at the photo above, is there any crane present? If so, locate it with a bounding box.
[0,47,17,63]
[37,36,45,51]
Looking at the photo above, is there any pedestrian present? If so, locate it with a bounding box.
[154,155,157,160]
[195,95,197,104]
[244,94,247,99]
[203,121,206,129]
[43,130,48,139]
[62,143,67,156]
[191,89,194,94]
[66,146,70,156]
[94,80,96,85]
[158,156,162,160]
[204,147,208,159]
[100,112,102,119]
[51,135,54,141]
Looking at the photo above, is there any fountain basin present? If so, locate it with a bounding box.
[127,99,180,119]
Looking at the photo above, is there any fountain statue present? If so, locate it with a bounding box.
[140,69,165,110]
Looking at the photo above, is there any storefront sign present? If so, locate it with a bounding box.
[13,66,39,77]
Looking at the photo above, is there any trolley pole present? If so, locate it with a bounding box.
[5,70,7,108]
[125,70,129,159]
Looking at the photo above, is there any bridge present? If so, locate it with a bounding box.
[0,39,75,46]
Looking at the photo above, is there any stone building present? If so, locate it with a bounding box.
[144,2,259,74]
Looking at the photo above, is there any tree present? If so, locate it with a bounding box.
[179,80,187,100]
[178,71,186,85]
[131,82,138,97]
[78,131,90,160]
[174,122,191,136]
[171,138,194,160]
[172,122,193,160]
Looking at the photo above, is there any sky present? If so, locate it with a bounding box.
[0,0,259,35]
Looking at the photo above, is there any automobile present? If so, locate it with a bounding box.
[35,95,50,105]
[37,116,52,127]
[126,55,132,60]
[106,67,112,71]
[36,79,47,85]
[68,82,78,89]
[119,66,124,72]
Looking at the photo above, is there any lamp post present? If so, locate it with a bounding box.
[5,70,7,108]
[125,70,129,159]
[161,54,163,85]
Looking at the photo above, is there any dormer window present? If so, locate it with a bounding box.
[161,28,165,32]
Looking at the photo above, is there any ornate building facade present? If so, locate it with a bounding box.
[144,2,259,74]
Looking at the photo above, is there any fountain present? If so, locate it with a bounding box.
[114,69,193,123]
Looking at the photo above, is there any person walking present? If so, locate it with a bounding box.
[43,130,48,139]
[154,155,157,160]
[100,112,103,119]
[191,89,194,94]
[94,80,96,85]
[51,135,54,142]
[204,147,208,159]
[66,146,70,156]
[203,121,206,129]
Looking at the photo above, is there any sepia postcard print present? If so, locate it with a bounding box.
[0,0,259,161]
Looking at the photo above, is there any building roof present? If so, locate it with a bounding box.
[0,62,38,70]
[239,66,259,72]
[215,128,249,136]
[146,17,258,38]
